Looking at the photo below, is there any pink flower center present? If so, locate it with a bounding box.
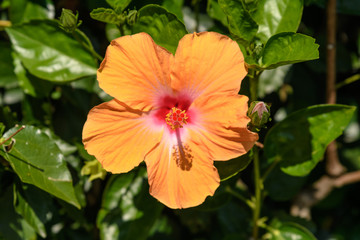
[165,107,188,130]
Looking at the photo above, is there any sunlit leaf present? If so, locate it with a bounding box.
[162,0,184,22]
[207,0,227,26]
[6,20,97,82]
[264,104,356,176]
[269,220,316,240]
[132,4,187,54]
[97,168,163,240]
[0,125,81,208]
[251,0,303,43]
[106,0,132,13]
[218,0,258,45]
[12,52,53,98]
[260,32,319,69]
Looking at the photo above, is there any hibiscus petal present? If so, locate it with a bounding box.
[145,131,220,209]
[189,94,258,160]
[82,99,163,173]
[98,32,173,111]
[171,32,247,99]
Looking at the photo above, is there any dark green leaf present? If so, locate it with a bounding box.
[0,41,17,88]
[0,186,37,240]
[264,104,356,176]
[97,168,164,240]
[132,4,187,54]
[90,8,120,24]
[215,152,252,181]
[269,220,316,240]
[13,184,53,238]
[251,0,303,43]
[260,32,319,69]
[9,0,54,24]
[218,0,258,45]
[0,122,4,136]
[106,0,132,13]
[0,125,80,208]
[12,52,53,98]
[5,20,97,82]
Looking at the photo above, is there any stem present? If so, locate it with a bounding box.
[252,147,261,239]
[248,69,261,102]
[0,125,25,146]
[336,74,360,89]
[73,30,103,61]
[225,185,254,209]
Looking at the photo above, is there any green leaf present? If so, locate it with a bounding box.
[12,52,53,98]
[162,0,184,22]
[264,104,356,176]
[251,0,303,43]
[0,41,17,88]
[5,20,97,82]
[218,0,258,45]
[260,32,319,69]
[13,184,53,238]
[215,152,252,181]
[132,4,187,54]
[0,186,37,240]
[97,168,164,240]
[90,8,120,24]
[9,0,54,24]
[106,0,132,13]
[0,125,80,208]
[207,0,227,26]
[0,122,5,136]
[269,220,316,240]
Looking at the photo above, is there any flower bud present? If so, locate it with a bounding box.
[248,101,271,130]
[59,8,82,33]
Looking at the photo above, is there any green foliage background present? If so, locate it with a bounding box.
[0,0,360,239]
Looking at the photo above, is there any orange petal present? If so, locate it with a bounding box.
[98,33,173,111]
[82,99,163,173]
[189,94,258,161]
[171,32,247,99]
[145,131,220,209]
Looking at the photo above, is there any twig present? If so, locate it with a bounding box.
[291,171,360,220]
[0,125,25,146]
[325,0,346,177]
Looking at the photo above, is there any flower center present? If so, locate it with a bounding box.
[165,107,188,130]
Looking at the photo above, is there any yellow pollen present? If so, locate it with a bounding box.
[165,107,188,130]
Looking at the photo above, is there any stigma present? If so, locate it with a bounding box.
[165,107,188,130]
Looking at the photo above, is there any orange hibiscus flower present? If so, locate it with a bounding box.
[82,32,258,209]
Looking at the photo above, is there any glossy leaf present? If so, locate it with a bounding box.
[218,0,258,45]
[260,32,319,69]
[251,0,303,43]
[0,125,80,208]
[5,20,97,82]
[215,152,253,181]
[12,52,53,98]
[90,8,120,24]
[264,104,356,176]
[269,220,316,240]
[97,168,163,240]
[132,4,187,54]
[9,0,54,24]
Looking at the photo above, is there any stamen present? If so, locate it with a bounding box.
[165,107,188,130]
